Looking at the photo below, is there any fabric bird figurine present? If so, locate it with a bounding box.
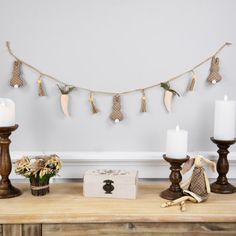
[161,155,216,212]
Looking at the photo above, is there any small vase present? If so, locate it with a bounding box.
[30,176,50,196]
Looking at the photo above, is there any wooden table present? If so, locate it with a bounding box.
[0,182,236,236]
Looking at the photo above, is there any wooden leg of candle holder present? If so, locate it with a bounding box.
[160,156,189,200]
[0,125,21,199]
[210,138,236,194]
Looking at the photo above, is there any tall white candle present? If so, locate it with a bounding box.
[166,125,188,159]
[214,95,235,140]
[0,98,15,127]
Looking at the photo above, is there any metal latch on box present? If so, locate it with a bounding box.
[103,180,114,194]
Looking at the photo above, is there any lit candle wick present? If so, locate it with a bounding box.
[224,95,228,101]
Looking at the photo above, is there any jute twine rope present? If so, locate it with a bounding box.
[31,185,49,190]
[6,42,231,95]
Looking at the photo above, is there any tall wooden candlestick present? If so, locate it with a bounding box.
[210,137,236,194]
[160,155,189,200]
[0,125,21,198]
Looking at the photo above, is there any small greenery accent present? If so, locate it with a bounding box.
[160,82,180,96]
[57,84,75,94]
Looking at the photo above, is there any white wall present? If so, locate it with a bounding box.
[0,0,236,154]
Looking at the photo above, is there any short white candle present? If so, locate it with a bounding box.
[214,95,235,141]
[166,125,188,159]
[0,98,15,127]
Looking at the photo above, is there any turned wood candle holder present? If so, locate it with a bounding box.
[210,137,236,194]
[0,125,21,198]
[160,155,190,200]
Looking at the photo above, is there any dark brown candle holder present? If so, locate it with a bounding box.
[0,125,21,198]
[160,155,190,200]
[210,137,236,194]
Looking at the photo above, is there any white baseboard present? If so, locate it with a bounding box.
[10,151,236,180]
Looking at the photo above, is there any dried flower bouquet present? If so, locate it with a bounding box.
[15,154,62,196]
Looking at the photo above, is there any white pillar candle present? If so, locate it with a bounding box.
[0,98,15,127]
[166,125,188,159]
[214,95,235,141]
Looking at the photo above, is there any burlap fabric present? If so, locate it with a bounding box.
[10,60,24,87]
[207,56,221,84]
[110,94,124,121]
[185,167,208,202]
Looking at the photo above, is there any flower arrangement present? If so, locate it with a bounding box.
[15,154,62,196]
[15,154,62,179]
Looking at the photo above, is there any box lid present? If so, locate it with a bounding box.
[84,169,138,185]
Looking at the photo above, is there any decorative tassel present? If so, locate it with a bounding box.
[89,92,99,114]
[207,56,222,84]
[10,60,24,88]
[188,71,197,91]
[140,89,147,113]
[161,82,180,112]
[110,94,124,123]
[37,77,46,96]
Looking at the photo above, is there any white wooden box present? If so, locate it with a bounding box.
[83,169,138,199]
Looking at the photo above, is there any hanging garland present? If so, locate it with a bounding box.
[6,42,231,122]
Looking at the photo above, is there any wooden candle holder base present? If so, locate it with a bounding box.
[0,184,21,199]
[210,137,236,194]
[160,155,189,200]
[0,125,21,199]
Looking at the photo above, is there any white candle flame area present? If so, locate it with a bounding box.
[176,125,180,131]
[0,98,15,127]
[214,94,235,141]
